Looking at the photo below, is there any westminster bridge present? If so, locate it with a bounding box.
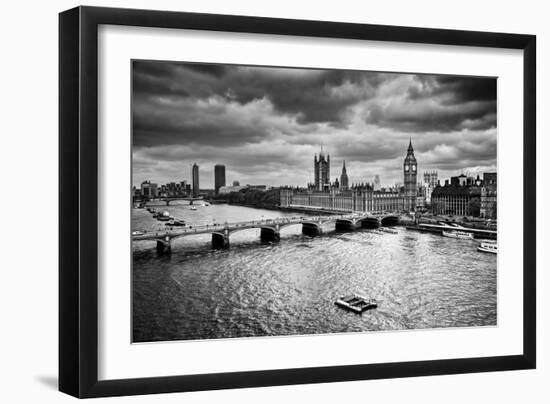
[132,212,401,254]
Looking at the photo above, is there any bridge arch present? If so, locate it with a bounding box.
[335,218,355,231]
[278,222,303,231]
[301,221,322,236]
[167,232,213,245]
[381,215,400,226]
[357,216,380,229]
[226,226,263,237]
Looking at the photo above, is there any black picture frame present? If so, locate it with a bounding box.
[59,6,536,398]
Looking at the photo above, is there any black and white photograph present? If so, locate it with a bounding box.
[1,0,544,401]
[131,60,498,343]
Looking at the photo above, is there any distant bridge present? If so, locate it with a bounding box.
[146,197,204,206]
[132,212,400,254]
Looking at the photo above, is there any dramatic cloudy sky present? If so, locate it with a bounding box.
[132,60,497,188]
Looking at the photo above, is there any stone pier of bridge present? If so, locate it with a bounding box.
[156,236,172,255]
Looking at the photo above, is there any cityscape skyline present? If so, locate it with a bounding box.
[133,149,494,195]
[132,144,496,190]
[134,148,491,196]
[134,137,496,224]
[132,144,494,191]
[132,61,497,188]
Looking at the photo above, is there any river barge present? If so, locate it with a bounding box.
[335,295,377,313]
[406,223,497,240]
[442,230,474,239]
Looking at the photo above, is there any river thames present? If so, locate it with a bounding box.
[132,202,497,342]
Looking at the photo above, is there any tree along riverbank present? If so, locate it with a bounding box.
[211,188,280,210]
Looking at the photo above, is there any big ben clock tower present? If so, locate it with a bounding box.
[403,138,417,212]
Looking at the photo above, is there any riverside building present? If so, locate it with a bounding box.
[214,164,226,194]
[431,172,497,218]
[280,140,417,213]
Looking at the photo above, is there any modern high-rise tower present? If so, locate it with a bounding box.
[340,161,349,191]
[314,150,330,191]
[403,138,417,212]
[214,164,226,194]
[192,163,199,197]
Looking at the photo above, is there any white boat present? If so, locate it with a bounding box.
[190,206,197,211]
[478,239,497,245]
[442,230,474,239]
[157,211,171,221]
[438,222,466,229]
[478,241,497,254]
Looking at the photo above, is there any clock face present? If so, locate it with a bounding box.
[405,165,409,171]
[412,165,416,172]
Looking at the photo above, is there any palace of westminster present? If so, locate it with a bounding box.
[280,139,497,219]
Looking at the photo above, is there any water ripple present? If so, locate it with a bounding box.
[132,204,496,342]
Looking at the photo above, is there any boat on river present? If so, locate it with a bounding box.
[335,294,377,313]
[157,211,171,221]
[166,219,186,227]
[477,239,497,244]
[190,206,197,211]
[442,230,474,240]
[478,241,497,254]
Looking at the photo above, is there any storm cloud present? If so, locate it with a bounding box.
[132,60,497,188]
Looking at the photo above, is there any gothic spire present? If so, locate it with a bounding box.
[408,137,414,153]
